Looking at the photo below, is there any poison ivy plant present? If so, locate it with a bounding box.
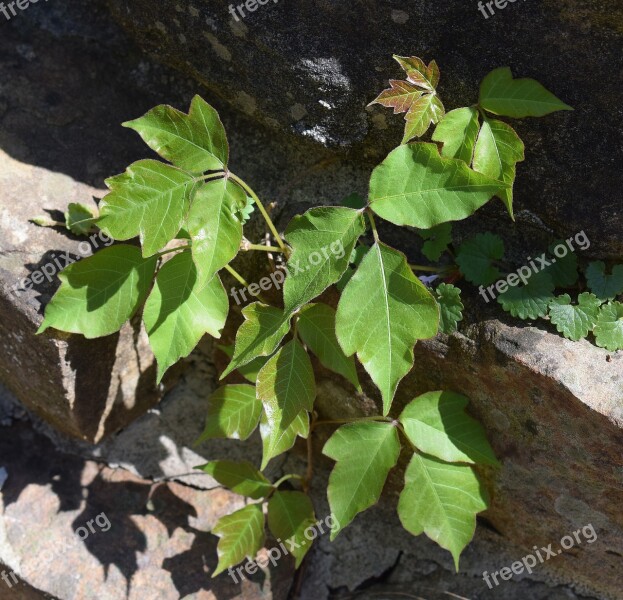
[36,57,582,579]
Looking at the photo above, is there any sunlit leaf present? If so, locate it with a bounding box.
[199,461,273,499]
[260,410,309,470]
[432,107,480,164]
[593,302,623,351]
[435,284,464,334]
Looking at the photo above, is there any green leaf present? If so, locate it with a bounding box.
[336,244,368,292]
[37,245,157,338]
[283,207,366,313]
[398,454,487,570]
[498,271,555,319]
[432,107,480,164]
[65,202,97,235]
[399,391,498,465]
[143,252,228,382]
[98,160,197,257]
[585,261,623,301]
[435,284,464,334]
[369,79,424,113]
[402,94,445,143]
[267,491,317,567]
[198,461,273,499]
[220,303,291,379]
[418,223,453,262]
[548,293,601,342]
[260,410,309,470]
[211,504,265,577]
[236,196,255,224]
[217,344,268,384]
[186,178,245,288]
[479,67,572,118]
[593,302,623,351]
[298,303,360,390]
[323,422,400,539]
[369,143,508,229]
[543,243,578,288]
[197,384,261,443]
[393,56,440,92]
[472,117,525,217]
[257,339,316,431]
[456,233,505,286]
[123,95,228,172]
[336,243,439,414]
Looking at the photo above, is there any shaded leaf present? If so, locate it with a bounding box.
[435,283,464,334]
[38,245,156,338]
[418,223,453,262]
[199,461,273,499]
[260,410,309,470]
[323,422,400,539]
[585,261,623,301]
[594,302,623,351]
[218,344,268,384]
[548,293,601,341]
[543,243,579,288]
[456,233,505,286]
[432,107,480,164]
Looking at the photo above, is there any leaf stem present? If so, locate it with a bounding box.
[366,209,380,243]
[229,173,289,255]
[273,473,304,488]
[409,264,448,273]
[244,243,284,253]
[155,244,191,258]
[195,171,226,183]
[224,263,250,287]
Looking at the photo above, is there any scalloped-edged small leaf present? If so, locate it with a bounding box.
[435,283,464,334]
[65,202,97,235]
[472,117,524,217]
[323,422,400,539]
[186,178,245,288]
[418,223,453,262]
[398,454,488,570]
[143,252,228,382]
[298,303,360,390]
[221,303,291,379]
[197,384,261,443]
[432,107,480,164]
[37,245,157,338]
[217,344,268,384]
[123,95,228,172]
[456,233,505,286]
[336,242,439,414]
[399,391,498,465]
[283,207,366,313]
[257,339,316,431]
[369,79,424,114]
[267,491,317,568]
[479,67,573,118]
[402,94,445,143]
[585,261,623,301]
[548,293,601,341]
[393,56,439,91]
[594,302,623,351]
[211,504,265,577]
[98,160,197,257]
[199,461,273,499]
[260,410,309,470]
[498,271,555,319]
[369,144,509,229]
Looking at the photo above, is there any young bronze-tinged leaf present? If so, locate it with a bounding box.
[37,245,157,338]
[65,202,97,235]
[402,94,445,143]
[548,293,601,342]
[393,56,439,91]
[197,384,261,443]
[220,303,291,379]
[479,67,572,118]
[398,454,488,570]
[98,160,196,257]
[585,261,623,301]
[199,461,273,499]
[369,144,509,229]
[336,243,439,414]
[593,302,623,351]
[257,339,316,431]
[123,95,228,172]
[435,284,464,334]
[267,491,317,567]
[186,178,245,288]
[260,410,309,470]
[283,207,365,313]
[498,271,555,319]
[369,79,424,114]
[212,504,265,577]
[432,107,480,164]
[418,223,453,262]
[298,303,360,390]
[472,117,525,217]
[143,252,228,382]
[399,391,498,465]
[323,422,400,539]
[456,232,505,286]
